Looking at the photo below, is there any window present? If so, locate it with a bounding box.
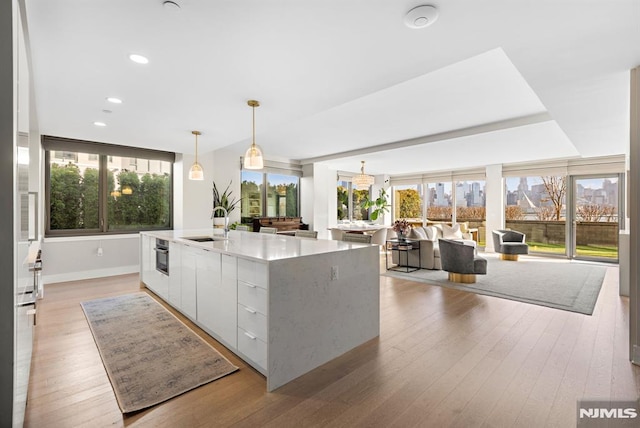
[455,180,486,245]
[267,173,299,217]
[44,136,174,236]
[241,171,263,222]
[241,170,300,221]
[393,184,422,222]
[336,180,371,222]
[426,182,452,221]
[505,175,566,254]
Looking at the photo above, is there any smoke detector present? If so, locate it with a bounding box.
[404,5,439,29]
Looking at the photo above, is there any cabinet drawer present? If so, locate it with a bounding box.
[237,258,268,289]
[238,280,267,315]
[237,327,267,370]
[237,304,267,342]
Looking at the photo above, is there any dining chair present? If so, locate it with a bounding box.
[259,227,278,234]
[330,229,344,241]
[342,233,372,244]
[295,230,318,238]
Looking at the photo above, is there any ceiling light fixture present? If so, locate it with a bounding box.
[129,54,149,64]
[353,161,375,190]
[93,121,106,127]
[404,5,439,29]
[106,97,122,104]
[244,100,264,170]
[163,0,181,11]
[188,130,204,180]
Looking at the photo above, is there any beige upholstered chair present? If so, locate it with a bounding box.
[259,227,278,234]
[342,233,372,244]
[235,225,249,231]
[295,230,318,238]
[330,229,345,240]
[370,228,387,246]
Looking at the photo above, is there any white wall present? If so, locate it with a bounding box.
[301,164,314,230]
[180,150,216,229]
[484,164,504,252]
[42,235,140,284]
[212,147,242,225]
[307,163,337,239]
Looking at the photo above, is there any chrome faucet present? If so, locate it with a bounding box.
[211,206,229,238]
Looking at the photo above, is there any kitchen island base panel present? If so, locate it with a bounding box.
[267,245,380,391]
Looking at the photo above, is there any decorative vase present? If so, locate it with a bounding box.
[213,217,225,229]
[397,232,406,242]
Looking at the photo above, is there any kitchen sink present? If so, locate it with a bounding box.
[181,236,228,242]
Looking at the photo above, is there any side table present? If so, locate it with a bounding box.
[386,239,420,272]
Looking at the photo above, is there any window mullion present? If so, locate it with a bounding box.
[99,155,107,232]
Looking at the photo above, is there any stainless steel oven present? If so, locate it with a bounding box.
[154,239,169,275]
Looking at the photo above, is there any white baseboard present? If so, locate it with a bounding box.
[43,265,139,285]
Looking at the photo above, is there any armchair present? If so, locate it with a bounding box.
[439,239,487,284]
[492,229,528,261]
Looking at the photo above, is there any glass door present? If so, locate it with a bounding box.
[569,175,622,261]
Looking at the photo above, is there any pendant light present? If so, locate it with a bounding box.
[188,130,204,180]
[353,160,374,190]
[244,100,264,170]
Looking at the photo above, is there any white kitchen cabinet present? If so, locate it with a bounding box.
[139,230,380,392]
[168,242,182,305]
[215,254,238,347]
[236,258,268,372]
[180,245,198,320]
[195,249,221,335]
[238,258,268,288]
[195,251,238,348]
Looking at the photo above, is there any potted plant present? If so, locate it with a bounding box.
[212,181,241,228]
[361,188,390,221]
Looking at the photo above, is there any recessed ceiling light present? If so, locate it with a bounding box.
[129,54,149,64]
[404,5,439,29]
[94,121,107,127]
[106,97,122,104]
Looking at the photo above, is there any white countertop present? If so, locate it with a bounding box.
[142,229,372,262]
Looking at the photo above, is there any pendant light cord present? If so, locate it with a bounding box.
[252,105,256,149]
[195,133,199,162]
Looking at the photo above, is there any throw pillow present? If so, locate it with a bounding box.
[442,223,463,239]
[412,227,427,240]
[458,222,469,233]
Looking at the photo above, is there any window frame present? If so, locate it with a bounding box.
[240,167,301,220]
[44,135,175,237]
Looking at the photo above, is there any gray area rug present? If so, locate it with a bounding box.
[81,293,239,413]
[382,255,607,315]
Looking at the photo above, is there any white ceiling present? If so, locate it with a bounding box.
[25,0,640,175]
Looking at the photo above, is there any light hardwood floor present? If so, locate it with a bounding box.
[25,262,640,427]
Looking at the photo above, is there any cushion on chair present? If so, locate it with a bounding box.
[411,227,427,240]
[442,224,463,239]
[458,222,469,233]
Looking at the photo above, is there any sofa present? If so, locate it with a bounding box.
[388,223,475,270]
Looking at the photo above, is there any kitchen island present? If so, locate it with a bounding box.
[140,229,380,391]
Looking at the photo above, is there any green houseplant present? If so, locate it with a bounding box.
[361,188,390,221]
[212,181,241,217]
